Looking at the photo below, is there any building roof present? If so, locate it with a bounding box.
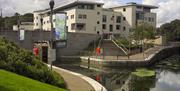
[34,1,104,14]
[110,2,158,9]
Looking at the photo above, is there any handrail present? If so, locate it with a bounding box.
[110,35,129,56]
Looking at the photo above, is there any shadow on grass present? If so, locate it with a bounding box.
[0,86,15,91]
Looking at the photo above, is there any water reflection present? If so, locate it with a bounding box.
[95,71,156,91]
[58,55,180,91]
[151,70,180,91]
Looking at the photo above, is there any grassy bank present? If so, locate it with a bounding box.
[0,69,67,91]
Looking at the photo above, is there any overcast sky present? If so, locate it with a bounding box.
[0,0,180,27]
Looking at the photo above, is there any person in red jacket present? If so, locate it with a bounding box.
[96,47,101,55]
[33,47,39,57]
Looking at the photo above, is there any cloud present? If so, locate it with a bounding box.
[0,0,123,16]
[0,0,49,16]
[1,0,179,27]
[143,0,180,27]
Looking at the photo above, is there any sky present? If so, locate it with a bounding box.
[0,0,180,27]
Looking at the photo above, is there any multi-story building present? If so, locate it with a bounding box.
[33,1,157,38]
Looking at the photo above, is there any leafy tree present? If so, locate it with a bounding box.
[160,19,180,41]
[1,12,33,30]
[132,24,156,42]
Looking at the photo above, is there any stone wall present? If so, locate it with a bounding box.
[60,46,180,68]
[56,33,99,59]
[0,30,55,50]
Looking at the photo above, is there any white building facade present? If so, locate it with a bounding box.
[33,1,157,37]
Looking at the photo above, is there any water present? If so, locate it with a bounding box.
[59,55,180,91]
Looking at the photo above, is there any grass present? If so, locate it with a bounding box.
[132,68,155,77]
[0,69,68,91]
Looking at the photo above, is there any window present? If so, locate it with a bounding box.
[102,24,106,29]
[66,16,68,20]
[97,12,100,15]
[83,15,87,19]
[78,14,83,19]
[151,18,154,22]
[71,23,86,31]
[44,21,46,24]
[97,21,100,24]
[78,5,85,9]
[79,14,87,19]
[66,26,68,31]
[102,15,107,22]
[71,23,75,30]
[123,8,126,12]
[123,26,126,31]
[109,25,113,32]
[97,5,101,7]
[86,5,94,9]
[148,17,151,22]
[123,17,126,21]
[47,20,49,23]
[36,16,38,19]
[116,16,121,23]
[116,25,121,30]
[76,23,86,31]
[71,15,74,19]
[36,23,38,26]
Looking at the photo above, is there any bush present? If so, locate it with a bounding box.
[0,37,66,88]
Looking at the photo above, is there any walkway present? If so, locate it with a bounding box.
[62,46,164,61]
[51,66,107,91]
[53,67,94,91]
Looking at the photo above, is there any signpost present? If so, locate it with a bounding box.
[19,30,25,41]
[48,12,67,69]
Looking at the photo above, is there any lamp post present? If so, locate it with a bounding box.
[49,0,55,70]
[40,14,43,62]
[0,8,2,31]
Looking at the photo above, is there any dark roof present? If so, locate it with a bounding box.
[110,3,158,9]
[35,1,104,14]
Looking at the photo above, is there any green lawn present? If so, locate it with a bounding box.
[0,69,68,91]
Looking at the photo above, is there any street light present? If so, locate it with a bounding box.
[0,8,2,31]
[49,0,55,70]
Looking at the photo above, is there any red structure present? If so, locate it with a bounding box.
[33,47,39,57]
[96,47,101,55]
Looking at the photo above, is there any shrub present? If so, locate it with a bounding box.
[0,37,66,88]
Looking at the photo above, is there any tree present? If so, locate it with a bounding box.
[1,12,33,30]
[160,19,180,41]
[132,24,156,42]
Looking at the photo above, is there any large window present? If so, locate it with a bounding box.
[71,15,74,19]
[102,15,107,22]
[78,5,85,9]
[71,23,86,31]
[86,5,94,9]
[109,25,113,32]
[78,5,94,10]
[116,25,121,30]
[76,23,86,31]
[79,14,87,19]
[116,16,121,23]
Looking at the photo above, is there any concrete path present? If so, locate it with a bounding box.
[51,66,107,91]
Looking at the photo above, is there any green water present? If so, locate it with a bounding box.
[60,55,180,91]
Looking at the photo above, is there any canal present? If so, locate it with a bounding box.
[59,55,180,91]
